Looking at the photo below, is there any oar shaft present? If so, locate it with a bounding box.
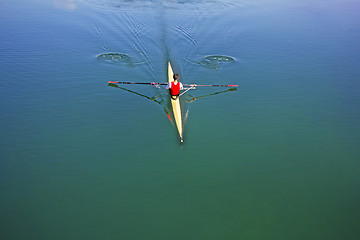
[108,81,167,85]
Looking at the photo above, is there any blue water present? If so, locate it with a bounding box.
[1,0,360,239]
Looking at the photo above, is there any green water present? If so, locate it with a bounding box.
[1,0,360,239]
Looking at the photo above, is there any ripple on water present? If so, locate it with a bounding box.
[97,53,144,65]
[188,55,235,70]
[87,0,241,13]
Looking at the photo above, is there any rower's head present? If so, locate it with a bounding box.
[173,73,179,82]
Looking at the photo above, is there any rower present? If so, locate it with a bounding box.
[166,73,183,100]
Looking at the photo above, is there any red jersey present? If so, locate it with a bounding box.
[169,82,182,96]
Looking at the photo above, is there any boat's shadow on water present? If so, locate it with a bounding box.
[108,82,174,122]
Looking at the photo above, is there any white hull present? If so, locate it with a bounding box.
[168,62,183,142]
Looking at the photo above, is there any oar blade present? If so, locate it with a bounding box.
[108,83,119,88]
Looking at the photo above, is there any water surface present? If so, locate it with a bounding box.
[1,0,360,239]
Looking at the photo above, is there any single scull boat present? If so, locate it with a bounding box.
[168,62,183,142]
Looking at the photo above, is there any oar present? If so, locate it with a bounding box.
[108,81,167,85]
[108,81,238,87]
[108,83,162,104]
[184,84,238,87]
[186,88,238,103]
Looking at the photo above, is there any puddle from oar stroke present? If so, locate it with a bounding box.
[97,53,144,66]
[187,55,235,70]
